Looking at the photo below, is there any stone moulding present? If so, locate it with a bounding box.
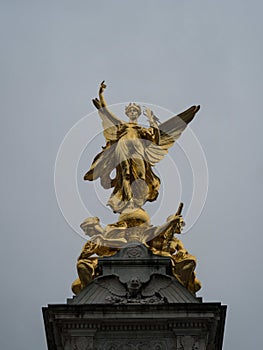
[43,303,226,350]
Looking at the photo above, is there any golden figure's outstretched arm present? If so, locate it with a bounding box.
[92,80,107,109]
[98,80,107,108]
[92,81,123,127]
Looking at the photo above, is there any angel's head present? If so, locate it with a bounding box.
[125,103,142,123]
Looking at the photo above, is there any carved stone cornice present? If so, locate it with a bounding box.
[43,302,226,350]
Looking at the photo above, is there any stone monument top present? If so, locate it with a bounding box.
[71,81,201,299]
[43,82,227,350]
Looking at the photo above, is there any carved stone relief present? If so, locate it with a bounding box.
[63,336,93,350]
[123,245,145,258]
[99,339,174,350]
[177,335,199,350]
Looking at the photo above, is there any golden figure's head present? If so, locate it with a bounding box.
[125,103,142,123]
[80,216,100,236]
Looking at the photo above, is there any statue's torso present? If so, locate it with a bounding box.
[116,124,153,159]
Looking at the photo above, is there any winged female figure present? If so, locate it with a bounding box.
[84,81,200,213]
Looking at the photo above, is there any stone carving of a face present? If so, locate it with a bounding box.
[126,276,142,298]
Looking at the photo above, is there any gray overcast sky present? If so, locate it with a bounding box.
[1,1,262,349]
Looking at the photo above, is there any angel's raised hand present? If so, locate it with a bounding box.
[99,80,107,94]
[143,107,154,121]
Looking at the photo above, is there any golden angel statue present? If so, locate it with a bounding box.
[84,81,200,213]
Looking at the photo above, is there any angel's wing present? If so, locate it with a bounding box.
[145,105,200,165]
[93,98,125,143]
[84,142,117,185]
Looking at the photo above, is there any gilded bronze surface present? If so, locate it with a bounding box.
[73,204,201,295]
[84,81,200,213]
[72,82,201,295]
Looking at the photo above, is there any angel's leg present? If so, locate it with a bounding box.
[132,157,146,180]
[115,141,133,202]
[121,160,133,201]
[130,157,148,206]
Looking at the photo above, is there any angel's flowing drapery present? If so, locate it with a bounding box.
[85,122,161,212]
[84,105,200,213]
[84,82,200,213]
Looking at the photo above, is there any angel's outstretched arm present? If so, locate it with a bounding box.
[92,81,107,108]
[98,80,107,108]
[92,81,122,126]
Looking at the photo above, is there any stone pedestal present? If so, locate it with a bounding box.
[43,244,226,349]
[43,303,226,350]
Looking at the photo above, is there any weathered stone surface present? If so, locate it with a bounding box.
[98,243,171,284]
[43,244,226,349]
[43,303,226,350]
[68,273,199,305]
[68,243,200,306]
